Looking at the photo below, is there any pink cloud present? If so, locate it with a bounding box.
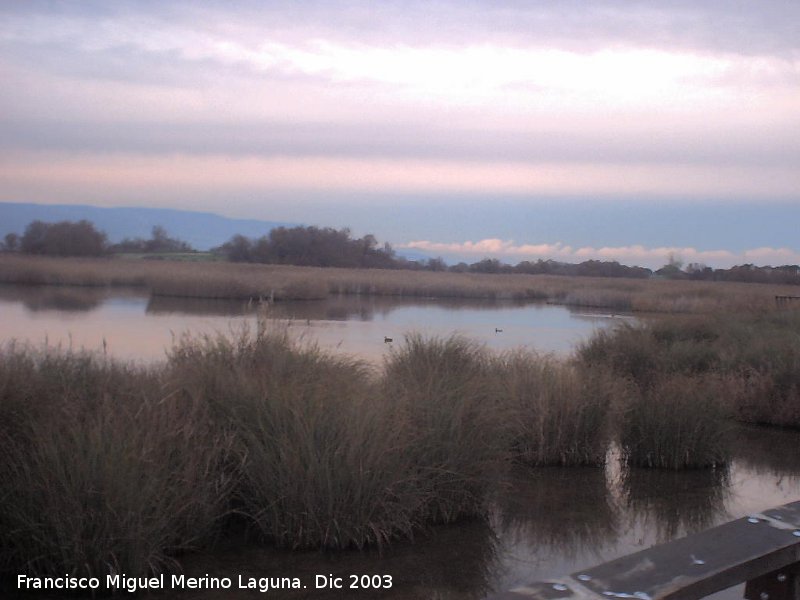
[404,239,800,269]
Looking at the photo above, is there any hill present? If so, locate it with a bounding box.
[0,202,295,251]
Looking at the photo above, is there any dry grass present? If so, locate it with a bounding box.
[0,327,660,581]
[0,345,233,581]
[2,308,798,580]
[578,311,800,429]
[618,374,732,469]
[495,351,617,466]
[1,254,797,312]
[382,334,508,523]
[167,325,423,550]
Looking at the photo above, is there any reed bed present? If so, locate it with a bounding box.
[2,309,796,582]
[1,254,797,313]
[167,326,422,550]
[0,328,635,582]
[578,311,800,429]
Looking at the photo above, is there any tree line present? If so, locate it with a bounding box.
[3,219,800,286]
[215,226,397,269]
[1,221,193,257]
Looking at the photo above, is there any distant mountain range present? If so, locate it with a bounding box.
[0,202,295,251]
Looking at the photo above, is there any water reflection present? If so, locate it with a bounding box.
[619,466,731,543]
[492,466,617,560]
[0,284,626,361]
[731,425,800,478]
[0,283,115,312]
[152,519,499,600]
[145,294,534,320]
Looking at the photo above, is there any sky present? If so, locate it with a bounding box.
[1,0,798,269]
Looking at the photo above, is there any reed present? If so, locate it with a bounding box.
[382,334,508,523]
[2,313,794,581]
[496,351,615,466]
[578,311,800,428]
[2,254,798,313]
[167,325,423,550]
[618,374,732,469]
[0,345,233,581]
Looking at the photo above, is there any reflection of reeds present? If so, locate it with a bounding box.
[492,466,618,560]
[378,519,500,600]
[620,466,731,543]
[0,282,112,312]
[2,254,797,313]
[729,424,800,478]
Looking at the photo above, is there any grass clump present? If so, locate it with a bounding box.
[168,325,421,550]
[497,351,614,466]
[618,374,731,469]
[579,311,800,429]
[383,334,507,523]
[0,345,232,581]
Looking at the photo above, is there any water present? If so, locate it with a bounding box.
[152,426,800,600]
[2,284,799,599]
[0,284,632,362]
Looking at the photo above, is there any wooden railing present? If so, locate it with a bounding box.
[486,500,800,600]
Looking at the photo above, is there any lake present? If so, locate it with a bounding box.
[0,283,633,362]
[1,283,798,600]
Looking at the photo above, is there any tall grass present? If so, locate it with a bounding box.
[0,346,233,580]
[578,311,800,428]
[3,312,793,581]
[167,325,422,550]
[618,374,731,469]
[382,334,508,523]
[496,351,616,466]
[2,254,797,312]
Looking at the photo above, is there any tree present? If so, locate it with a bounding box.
[2,232,19,252]
[425,257,447,272]
[218,226,397,269]
[20,220,107,257]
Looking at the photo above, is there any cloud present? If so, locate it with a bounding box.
[403,238,800,269]
[1,151,798,201]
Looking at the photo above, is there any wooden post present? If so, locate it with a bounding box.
[745,563,800,600]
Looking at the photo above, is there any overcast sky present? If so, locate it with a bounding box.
[1,0,798,268]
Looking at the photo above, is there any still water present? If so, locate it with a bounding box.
[2,284,799,599]
[0,284,631,361]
